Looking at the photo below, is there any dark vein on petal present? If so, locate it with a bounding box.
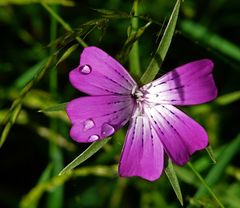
[92,54,134,87]
[153,81,166,87]
[103,60,135,87]
[154,85,185,94]
[91,83,124,95]
[107,100,130,105]
[148,111,165,136]
[153,68,211,88]
[103,75,131,91]
[150,124,154,148]
[154,107,190,154]
[130,118,137,148]
[161,105,186,125]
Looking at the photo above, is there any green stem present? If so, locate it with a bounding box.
[47,5,64,208]
[187,162,225,208]
[140,0,181,84]
[41,2,88,48]
[129,0,141,78]
[0,56,54,148]
[59,137,111,175]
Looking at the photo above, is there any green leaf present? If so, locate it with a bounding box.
[188,162,225,208]
[140,0,181,84]
[195,134,240,197]
[128,0,141,78]
[0,0,74,6]
[180,20,240,63]
[206,145,216,164]
[56,44,79,66]
[92,8,129,19]
[36,126,76,151]
[117,21,152,64]
[165,159,183,206]
[14,59,47,89]
[39,103,67,112]
[216,91,240,105]
[21,164,53,208]
[59,137,111,175]
[0,103,22,147]
[0,56,54,148]
[41,2,87,47]
[20,165,117,208]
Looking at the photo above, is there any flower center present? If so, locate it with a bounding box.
[131,86,150,115]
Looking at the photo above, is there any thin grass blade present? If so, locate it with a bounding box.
[20,165,116,208]
[39,103,67,112]
[188,162,225,208]
[0,56,54,148]
[165,159,183,206]
[117,21,151,64]
[180,20,240,62]
[206,145,216,164]
[56,44,79,66]
[140,0,181,84]
[21,164,53,208]
[59,137,111,175]
[216,91,240,105]
[41,2,87,47]
[14,59,47,89]
[128,0,141,78]
[195,134,240,197]
[0,0,74,6]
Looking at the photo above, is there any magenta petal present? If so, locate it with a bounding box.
[119,114,164,181]
[141,59,217,105]
[145,104,208,165]
[66,95,135,142]
[69,46,137,95]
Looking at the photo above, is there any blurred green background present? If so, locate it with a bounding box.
[0,0,240,207]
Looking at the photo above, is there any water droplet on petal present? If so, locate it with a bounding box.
[78,64,92,74]
[101,123,115,137]
[83,119,95,131]
[88,134,99,142]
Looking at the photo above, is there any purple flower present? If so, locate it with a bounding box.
[66,46,217,181]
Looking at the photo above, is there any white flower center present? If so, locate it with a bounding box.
[131,85,156,116]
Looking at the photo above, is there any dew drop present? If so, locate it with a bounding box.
[83,119,95,131]
[88,134,99,142]
[78,64,92,74]
[101,123,115,137]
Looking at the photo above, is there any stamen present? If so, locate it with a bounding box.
[131,85,138,95]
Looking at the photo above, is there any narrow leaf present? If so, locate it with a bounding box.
[36,126,76,151]
[39,103,67,112]
[206,145,216,164]
[128,0,141,78]
[41,2,87,47]
[24,164,53,208]
[0,0,74,6]
[188,162,225,208]
[195,134,240,197]
[117,21,151,64]
[140,0,181,84]
[0,56,54,148]
[14,59,47,89]
[216,91,240,105]
[59,137,111,175]
[20,165,116,208]
[180,20,240,62]
[0,104,22,147]
[92,8,129,19]
[56,44,79,66]
[165,159,183,206]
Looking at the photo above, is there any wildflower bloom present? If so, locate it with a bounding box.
[66,46,217,181]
